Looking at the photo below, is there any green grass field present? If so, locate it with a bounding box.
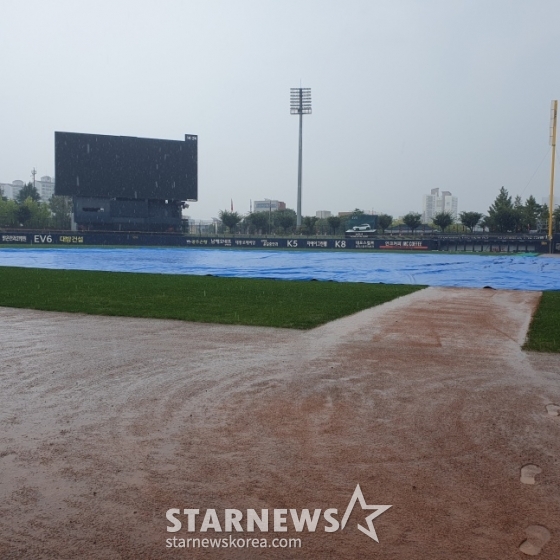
[523,291,560,353]
[0,267,423,329]
[2,267,558,347]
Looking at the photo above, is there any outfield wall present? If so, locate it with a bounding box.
[0,231,557,252]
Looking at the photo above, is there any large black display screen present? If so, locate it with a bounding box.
[55,132,197,200]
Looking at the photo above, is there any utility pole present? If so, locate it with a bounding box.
[31,167,37,190]
[549,100,557,252]
[290,88,312,228]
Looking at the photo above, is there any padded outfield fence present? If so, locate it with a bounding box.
[0,230,557,253]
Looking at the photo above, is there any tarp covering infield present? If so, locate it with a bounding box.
[1,247,560,291]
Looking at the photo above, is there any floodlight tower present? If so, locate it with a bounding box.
[548,100,558,252]
[290,87,312,228]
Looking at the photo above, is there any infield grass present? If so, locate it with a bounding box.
[524,291,560,353]
[0,267,423,329]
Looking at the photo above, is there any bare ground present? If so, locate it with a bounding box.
[0,287,559,559]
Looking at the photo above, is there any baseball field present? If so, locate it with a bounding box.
[0,264,559,559]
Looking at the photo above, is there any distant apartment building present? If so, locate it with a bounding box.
[423,188,458,223]
[253,200,286,212]
[315,210,331,219]
[0,176,55,201]
[36,176,55,201]
[2,180,25,201]
[0,182,14,199]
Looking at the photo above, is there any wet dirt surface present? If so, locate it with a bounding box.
[1,287,559,559]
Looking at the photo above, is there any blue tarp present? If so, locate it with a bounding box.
[0,247,559,291]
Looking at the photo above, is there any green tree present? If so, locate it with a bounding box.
[16,182,41,203]
[0,199,19,227]
[327,216,342,235]
[512,195,525,232]
[487,187,519,232]
[301,216,319,235]
[377,214,393,233]
[459,211,483,233]
[351,208,365,219]
[553,206,560,232]
[23,199,50,228]
[539,203,549,231]
[49,196,72,229]
[243,212,269,234]
[479,215,492,232]
[218,210,241,233]
[273,209,297,233]
[433,212,453,232]
[521,195,542,231]
[16,205,32,226]
[402,212,422,233]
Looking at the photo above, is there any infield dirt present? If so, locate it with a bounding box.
[1,287,559,559]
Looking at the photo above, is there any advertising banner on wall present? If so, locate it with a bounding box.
[0,231,554,252]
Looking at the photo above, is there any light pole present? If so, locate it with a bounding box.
[290,88,311,228]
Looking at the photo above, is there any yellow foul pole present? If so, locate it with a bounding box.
[548,100,558,250]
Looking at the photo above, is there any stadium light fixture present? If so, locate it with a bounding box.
[290,88,312,228]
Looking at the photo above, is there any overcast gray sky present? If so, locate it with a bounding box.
[1,0,559,220]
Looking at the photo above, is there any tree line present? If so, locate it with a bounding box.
[0,183,71,229]
[2,183,558,235]
[401,187,559,234]
[221,187,560,236]
[218,207,392,235]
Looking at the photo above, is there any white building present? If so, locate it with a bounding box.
[0,183,14,199]
[0,176,55,201]
[423,188,458,223]
[10,180,25,201]
[315,210,331,219]
[36,176,55,201]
